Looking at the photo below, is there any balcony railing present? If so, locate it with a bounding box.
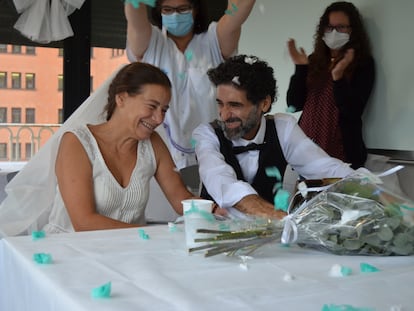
[0,123,61,162]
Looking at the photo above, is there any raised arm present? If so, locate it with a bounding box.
[333,55,375,118]
[56,133,139,231]
[286,39,309,111]
[124,3,153,60]
[216,0,256,59]
[151,132,194,215]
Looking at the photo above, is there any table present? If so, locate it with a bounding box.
[1,225,413,311]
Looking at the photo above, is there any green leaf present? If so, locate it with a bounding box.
[377,226,394,241]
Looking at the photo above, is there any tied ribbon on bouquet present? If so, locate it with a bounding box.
[189,169,414,257]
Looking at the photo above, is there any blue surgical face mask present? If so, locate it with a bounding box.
[161,12,194,37]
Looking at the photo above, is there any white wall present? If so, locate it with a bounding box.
[238,0,414,151]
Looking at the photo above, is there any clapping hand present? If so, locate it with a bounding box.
[332,48,354,80]
[287,38,308,65]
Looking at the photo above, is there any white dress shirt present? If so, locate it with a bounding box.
[193,113,354,209]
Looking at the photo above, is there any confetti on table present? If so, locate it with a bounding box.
[329,264,352,277]
[32,230,46,240]
[91,282,112,298]
[322,304,374,311]
[239,255,252,270]
[138,229,150,240]
[283,272,295,282]
[219,223,230,231]
[168,222,178,232]
[360,262,380,273]
[33,253,52,264]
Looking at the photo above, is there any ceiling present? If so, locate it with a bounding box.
[0,0,226,49]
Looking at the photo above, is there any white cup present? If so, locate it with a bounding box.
[182,199,214,249]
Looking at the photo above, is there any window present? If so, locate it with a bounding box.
[25,143,32,160]
[25,73,35,89]
[11,72,21,89]
[26,46,36,55]
[12,143,21,160]
[0,143,7,159]
[58,109,64,124]
[0,108,7,123]
[58,74,63,91]
[12,108,21,123]
[12,45,21,54]
[25,108,35,123]
[0,44,7,53]
[0,72,7,88]
[111,49,125,57]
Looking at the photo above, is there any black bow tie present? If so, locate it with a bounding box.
[232,142,266,155]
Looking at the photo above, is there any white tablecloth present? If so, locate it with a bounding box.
[1,225,413,311]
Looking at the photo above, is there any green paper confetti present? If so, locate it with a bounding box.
[274,189,290,212]
[400,204,414,211]
[32,230,46,240]
[168,222,178,232]
[138,229,150,240]
[224,3,238,15]
[322,304,375,311]
[184,200,215,222]
[265,166,282,180]
[190,138,197,148]
[91,282,112,298]
[340,266,352,276]
[33,253,52,264]
[177,72,186,80]
[219,223,231,231]
[124,0,156,9]
[286,105,296,113]
[184,49,193,61]
[360,262,380,273]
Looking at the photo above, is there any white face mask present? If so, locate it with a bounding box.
[322,30,350,50]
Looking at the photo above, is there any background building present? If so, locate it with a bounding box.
[0,44,127,164]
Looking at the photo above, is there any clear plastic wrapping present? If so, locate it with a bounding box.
[190,174,414,257]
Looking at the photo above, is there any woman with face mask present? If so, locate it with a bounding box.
[124,0,256,171]
[286,1,375,169]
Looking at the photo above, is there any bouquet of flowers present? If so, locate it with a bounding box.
[189,173,414,257]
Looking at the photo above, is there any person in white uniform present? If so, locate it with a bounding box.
[193,55,356,219]
[0,62,196,236]
[124,0,256,169]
